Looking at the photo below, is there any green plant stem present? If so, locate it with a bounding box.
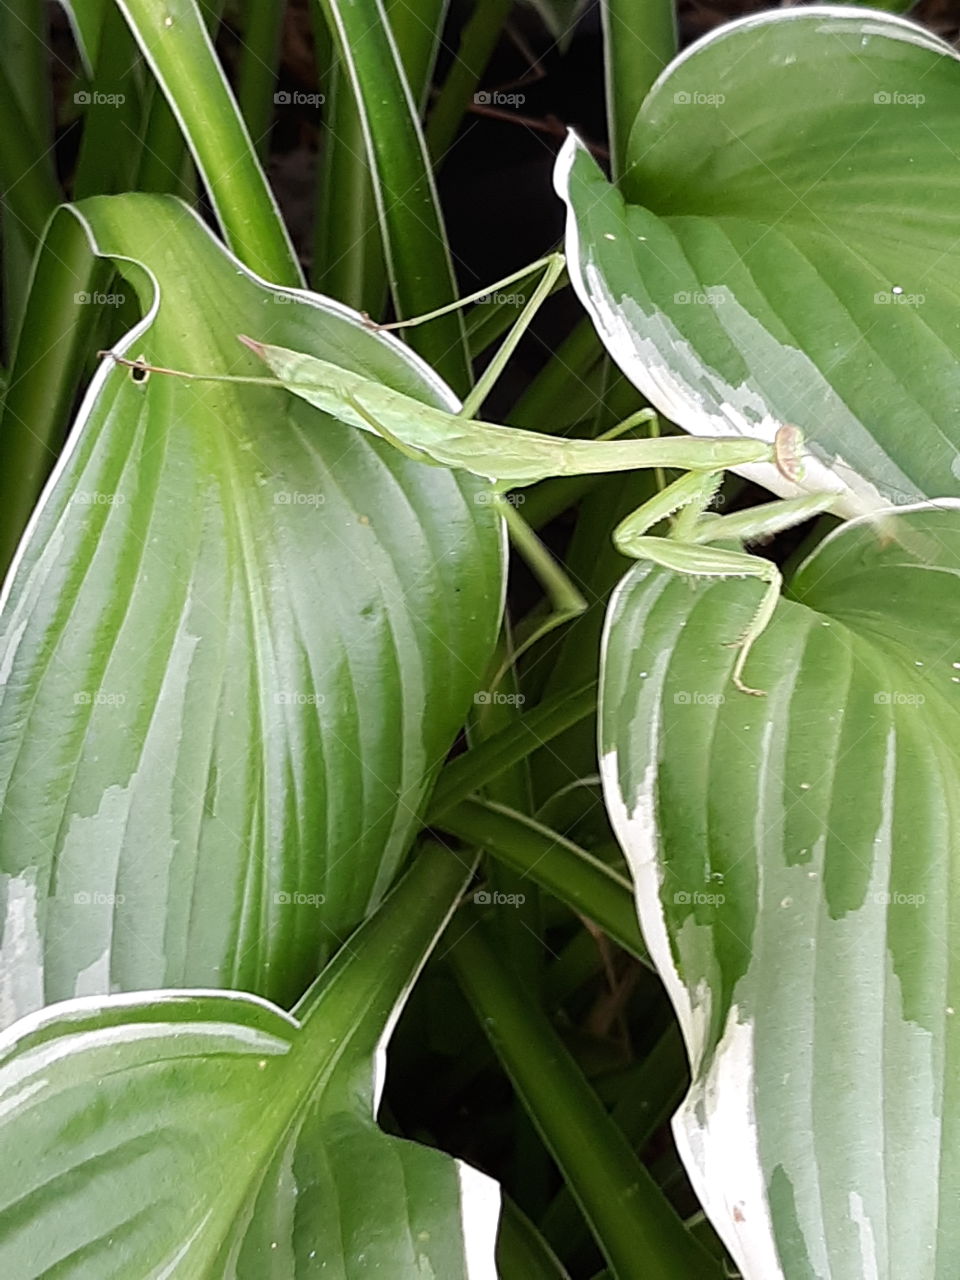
[496,1196,573,1279]
[448,919,724,1280]
[311,0,468,387]
[237,1,286,158]
[470,637,544,981]
[426,0,514,161]
[429,682,597,817]
[0,0,54,353]
[294,841,476,1038]
[470,639,552,1206]
[387,0,449,113]
[509,316,605,430]
[312,59,385,313]
[602,0,677,184]
[117,0,302,284]
[0,210,101,574]
[312,0,452,308]
[72,3,144,198]
[0,62,59,246]
[541,1023,688,1262]
[435,798,648,963]
[134,85,193,196]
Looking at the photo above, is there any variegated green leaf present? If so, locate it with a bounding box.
[600,502,960,1279]
[0,843,500,1278]
[0,196,503,1026]
[557,9,960,513]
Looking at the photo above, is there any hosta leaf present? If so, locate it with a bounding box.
[0,196,503,1027]
[557,9,960,512]
[0,842,499,1278]
[599,503,960,1278]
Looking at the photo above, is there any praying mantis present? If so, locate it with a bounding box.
[104,251,842,696]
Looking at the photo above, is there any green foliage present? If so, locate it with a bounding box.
[0,843,494,1276]
[601,504,960,1275]
[0,2,957,1277]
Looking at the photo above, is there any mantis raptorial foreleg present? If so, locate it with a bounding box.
[612,472,837,695]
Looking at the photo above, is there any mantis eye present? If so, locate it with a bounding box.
[773,424,805,483]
